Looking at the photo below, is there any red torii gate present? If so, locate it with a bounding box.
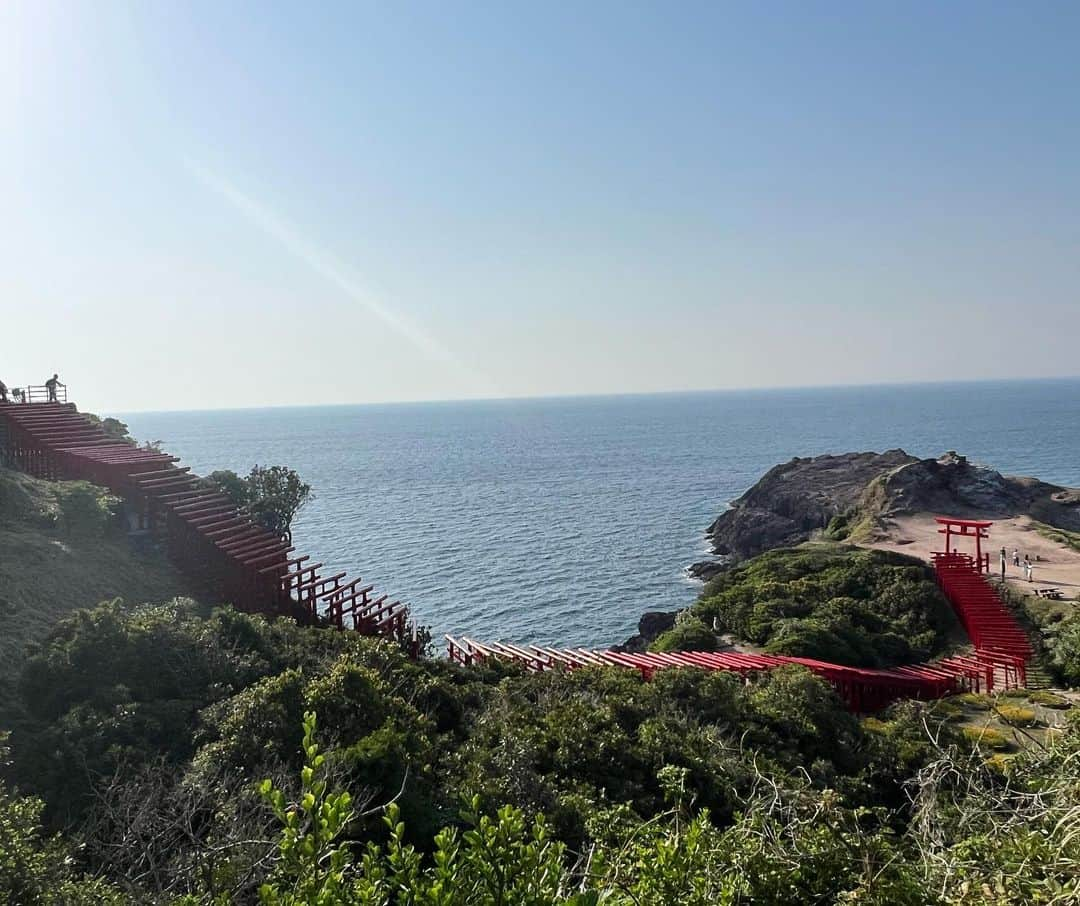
[935,516,992,574]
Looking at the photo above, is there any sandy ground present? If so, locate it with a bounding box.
[863,513,1080,602]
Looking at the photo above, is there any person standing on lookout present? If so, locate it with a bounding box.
[45,373,63,402]
[1000,548,1007,579]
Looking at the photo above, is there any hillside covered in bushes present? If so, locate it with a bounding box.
[0,465,198,711]
[3,454,1080,903]
[677,544,959,666]
[2,596,1080,903]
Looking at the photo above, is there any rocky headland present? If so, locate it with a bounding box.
[622,450,1080,651]
[690,450,1080,581]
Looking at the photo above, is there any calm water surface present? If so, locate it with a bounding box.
[119,380,1080,648]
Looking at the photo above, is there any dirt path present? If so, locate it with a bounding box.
[862,513,1080,603]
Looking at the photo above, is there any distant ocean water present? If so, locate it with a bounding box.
[119,379,1080,649]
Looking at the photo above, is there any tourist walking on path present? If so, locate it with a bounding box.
[1012,548,1020,567]
[1024,555,1033,582]
[1000,549,1007,579]
[45,373,63,402]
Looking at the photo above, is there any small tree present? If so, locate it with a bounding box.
[56,482,121,537]
[101,417,131,441]
[246,465,312,543]
[206,469,251,508]
[81,412,135,444]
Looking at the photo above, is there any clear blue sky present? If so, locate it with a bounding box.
[2,1,1078,412]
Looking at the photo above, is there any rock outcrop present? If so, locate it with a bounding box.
[615,610,678,653]
[876,452,1080,524]
[689,450,915,578]
[690,450,1080,580]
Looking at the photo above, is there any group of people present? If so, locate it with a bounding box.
[0,374,64,404]
[999,545,1038,582]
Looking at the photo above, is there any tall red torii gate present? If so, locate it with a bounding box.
[935,516,992,574]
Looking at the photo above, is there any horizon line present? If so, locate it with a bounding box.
[104,373,1080,418]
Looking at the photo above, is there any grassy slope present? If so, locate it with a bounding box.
[1031,520,1080,555]
[0,465,198,710]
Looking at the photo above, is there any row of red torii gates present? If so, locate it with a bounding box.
[0,398,1033,711]
[448,516,1032,711]
[0,399,415,644]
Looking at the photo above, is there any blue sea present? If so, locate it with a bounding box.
[119,379,1080,649]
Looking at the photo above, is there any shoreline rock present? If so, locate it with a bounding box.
[615,610,678,653]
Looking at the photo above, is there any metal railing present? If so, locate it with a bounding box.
[0,384,68,404]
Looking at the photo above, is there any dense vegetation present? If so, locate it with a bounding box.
[0,595,1077,903]
[1,461,1078,902]
[6,600,875,844]
[0,466,195,712]
[996,580,1080,688]
[689,544,958,666]
[0,451,315,713]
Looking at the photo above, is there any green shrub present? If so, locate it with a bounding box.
[994,704,1038,727]
[55,483,120,537]
[1028,690,1072,709]
[0,734,125,905]
[650,616,717,652]
[926,699,964,719]
[258,712,573,906]
[861,717,889,734]
[82,412,133,443]
[963,726,1010,750]
[204,469,250,507]
[200,466,314,543]
[1050,612,1080,685]
[822,512,852,541]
